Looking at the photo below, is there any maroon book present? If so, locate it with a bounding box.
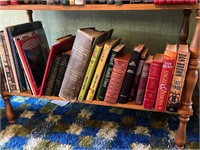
[104,54,130,104]
[135,55,153,105]
[143,53,163,109]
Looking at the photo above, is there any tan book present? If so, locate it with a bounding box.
[166,44,190,112]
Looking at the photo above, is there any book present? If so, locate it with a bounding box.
[55,34,73,43]
[59,28,113,101]
[104,54,130,104]
[118,44,145,104]
[155,44,177,112]
[78,41,105,101]
[129,48,149,100]
[86,38,121,101]
[52,53,70,96]
[39,35,75,96]
[143,53,163,109]
[166,44,190,112]
[98,44,126,101]
[44,55,61,96]
[13,33,49,96]
[135,55,153,105]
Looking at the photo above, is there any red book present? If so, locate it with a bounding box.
[153,0,160,4]
[135,55,153,105]
[155,44,177,112]
[104,54,130,104]
[143,53,163,109]
[39,35,75,96]
[158,0,165,4]
[10,0,18,4]
[0,0,9,5]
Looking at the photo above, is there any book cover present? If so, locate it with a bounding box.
[155,44,177,112]
[135,55,153,105]
[78,42,105,101]
[14,33,49,96]
[86,38,121,101]
[104,54,130,104]
[59,28,113,101]
[166,44,190,112]
[143,53,163,109]
[52,53,70,96]
[118,44,145,104]
[129,48,149,100]
[98,44,126,101]
[44,55,61,96]
[39,35,75,96]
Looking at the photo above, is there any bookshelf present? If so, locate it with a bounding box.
[0,4,199,149]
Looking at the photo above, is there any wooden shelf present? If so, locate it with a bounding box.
[0,4,199,11]
[1,91,193,116]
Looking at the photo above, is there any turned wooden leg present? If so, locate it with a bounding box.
[175,9,200,148]
[26,10,33,22]
[2,95,15,124]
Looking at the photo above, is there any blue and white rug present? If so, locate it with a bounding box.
[0,96,199,149]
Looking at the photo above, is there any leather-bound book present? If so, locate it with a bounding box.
[104,54,130,104]
[118,44,144,104]
[143,53,163,109]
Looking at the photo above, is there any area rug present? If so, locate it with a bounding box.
[0,96,199,150]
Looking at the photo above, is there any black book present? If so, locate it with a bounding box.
[44,55,61,96]
[52,53,70,96]
[118,44,145,104]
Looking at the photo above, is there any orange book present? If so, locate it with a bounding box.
[155,44,177,112]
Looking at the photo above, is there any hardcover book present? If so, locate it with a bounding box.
[135,55,153,105]
[98,44,126,101]
[155,44,177,112]
[86,38,121,101]
[166,44,190,112]
[129,48,149,100]
[39,35,75,96]
[59,28,113,101]
[13,33,49,96]
[118,44,145,104]
[78,41,105,101]
[104,54,130,104]
[143,53,163,109]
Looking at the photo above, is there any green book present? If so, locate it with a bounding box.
[98,44,126,101]
[78,42,105,101]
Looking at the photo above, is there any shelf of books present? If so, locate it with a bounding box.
[1,91,192,116]
[0,4,199,11]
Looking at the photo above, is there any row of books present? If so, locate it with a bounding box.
[0,0,198,5]
[0,21,190,113]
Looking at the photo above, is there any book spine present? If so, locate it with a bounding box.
[143,61,163,109]
[135,62,151,104]
[98,50,117,101]
[118,50,140,104]
[166,52,190,112]
[129,59,145,100]
[78,45,103,101]
[7,28,27,92]
[86,44,111,101]
[0,54,8,92]
[104,58,129,104]
[44,56,61,96]
[52,54,70,96]
[59,29,94,101]
[155,53,177,112]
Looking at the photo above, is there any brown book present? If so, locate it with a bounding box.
[104,54,130,104]
[59,28,113,101]
[129,48,149,100]
[135,55,153,105]
[143,53,163,109]
[166,44,190,112]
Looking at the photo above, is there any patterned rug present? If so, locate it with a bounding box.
[0,96,199,150]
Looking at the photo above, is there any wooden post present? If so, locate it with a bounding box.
[2,94,15,124]
[26,10,33,22]
[179,9,192,44]
[175,9,200,148]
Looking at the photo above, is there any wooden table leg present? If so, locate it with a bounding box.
[2,94,15,124]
